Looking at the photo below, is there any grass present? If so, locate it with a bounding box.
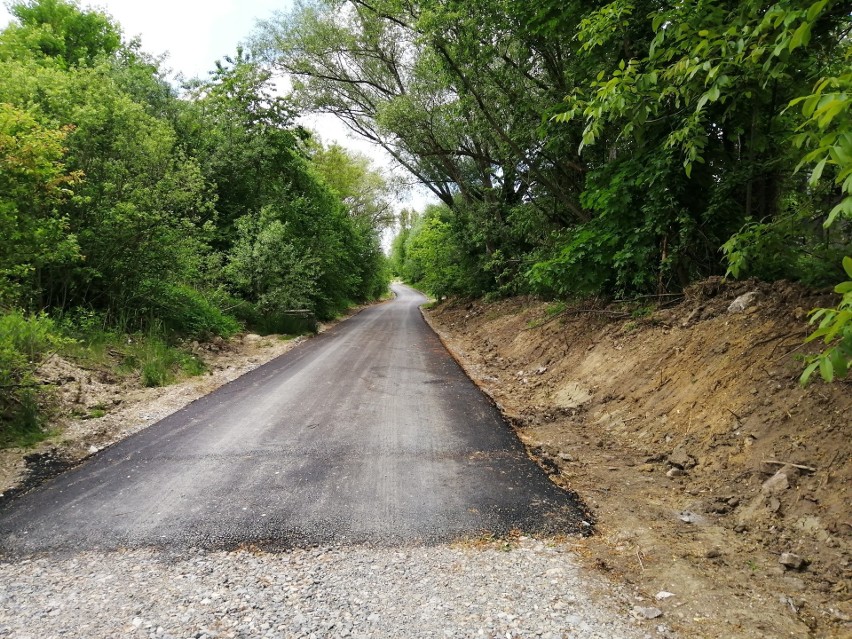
[119,337,206,387]
[0,391,49,448]
[61,328,207,388]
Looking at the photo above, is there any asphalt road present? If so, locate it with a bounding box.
[0,284,588,554]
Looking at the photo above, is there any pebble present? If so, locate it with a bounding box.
[633,606,663,619]
[779,553,805,570]
[0,540,647,638]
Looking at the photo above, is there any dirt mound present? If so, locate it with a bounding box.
[425,278,850,639]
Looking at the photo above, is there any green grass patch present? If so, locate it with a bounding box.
[119,336,206,387]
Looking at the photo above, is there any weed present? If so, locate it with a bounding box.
[546,301,567,317]
[631,305,653,319]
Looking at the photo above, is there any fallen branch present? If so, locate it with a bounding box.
[763,460,817,473]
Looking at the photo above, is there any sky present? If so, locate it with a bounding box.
[0,0,433,214]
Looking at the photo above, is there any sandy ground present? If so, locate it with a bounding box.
[423,277,850,639]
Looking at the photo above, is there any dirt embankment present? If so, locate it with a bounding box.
[424,278,850,639]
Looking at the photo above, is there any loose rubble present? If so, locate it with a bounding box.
[0,540,655,639]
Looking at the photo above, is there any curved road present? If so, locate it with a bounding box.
[0,284,587,553]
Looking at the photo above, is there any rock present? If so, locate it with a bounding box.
[634,606,663,620]
[88,445,99,454]
[558,452,574,462]
[728,291,759,313]
[678,511,700,524]
[666,468,684,478]
[243,334,263,344]
[668,448,696,470]
[705,548,721,559]
[655,592,675,601]
[779,553,805,570]
[761,470,790,495]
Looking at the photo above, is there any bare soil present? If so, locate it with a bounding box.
[0,309,364,499]
[423,277,851,639]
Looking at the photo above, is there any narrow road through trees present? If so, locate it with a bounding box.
[0,285,587,553]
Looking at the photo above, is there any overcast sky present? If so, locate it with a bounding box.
[0,0,434,213]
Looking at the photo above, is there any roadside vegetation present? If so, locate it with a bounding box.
[0,0,391,446]
[259,0,850,382]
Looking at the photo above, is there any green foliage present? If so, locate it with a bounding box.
[226,211,321,317]
[0,311,68,446]
[789,56,852,382]
[0,102,80,306]
[721,209,848,286]
[0,0,391,432]
[3,0,121,68]
[396,205,483,298]
[801,256,852,383]
[146,284,241,340]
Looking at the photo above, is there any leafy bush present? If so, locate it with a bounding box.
[146,284,241,339]
[801,257,852,384]
[0,311,68,447]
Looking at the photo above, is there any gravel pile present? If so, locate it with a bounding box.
[0,539,663,639]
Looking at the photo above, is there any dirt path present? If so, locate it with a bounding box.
[423,277,850,639]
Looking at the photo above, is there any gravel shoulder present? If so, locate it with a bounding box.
[0,538,660,639]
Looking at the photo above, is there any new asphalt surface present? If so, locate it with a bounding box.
[0,284,589,554]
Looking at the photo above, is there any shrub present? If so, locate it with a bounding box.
[146,283,241,339]
[0,311,68,447]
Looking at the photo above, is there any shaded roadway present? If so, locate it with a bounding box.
[0,285,589,554]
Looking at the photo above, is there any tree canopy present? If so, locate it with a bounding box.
[259,0,851,379]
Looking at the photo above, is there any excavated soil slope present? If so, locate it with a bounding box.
[425,277,850,639]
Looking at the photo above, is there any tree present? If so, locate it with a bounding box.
[0,102,80,306]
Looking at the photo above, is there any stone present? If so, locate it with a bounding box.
[243,334,263,344]
[655,592,675,601]
[705,548,721,559]
[779,553,805,570]
[762,470,790,495]
[728,291,759,313]
[668,448,696,470]
[678,511,700,524]
[666,468,684,478]
[634,606,663,620]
